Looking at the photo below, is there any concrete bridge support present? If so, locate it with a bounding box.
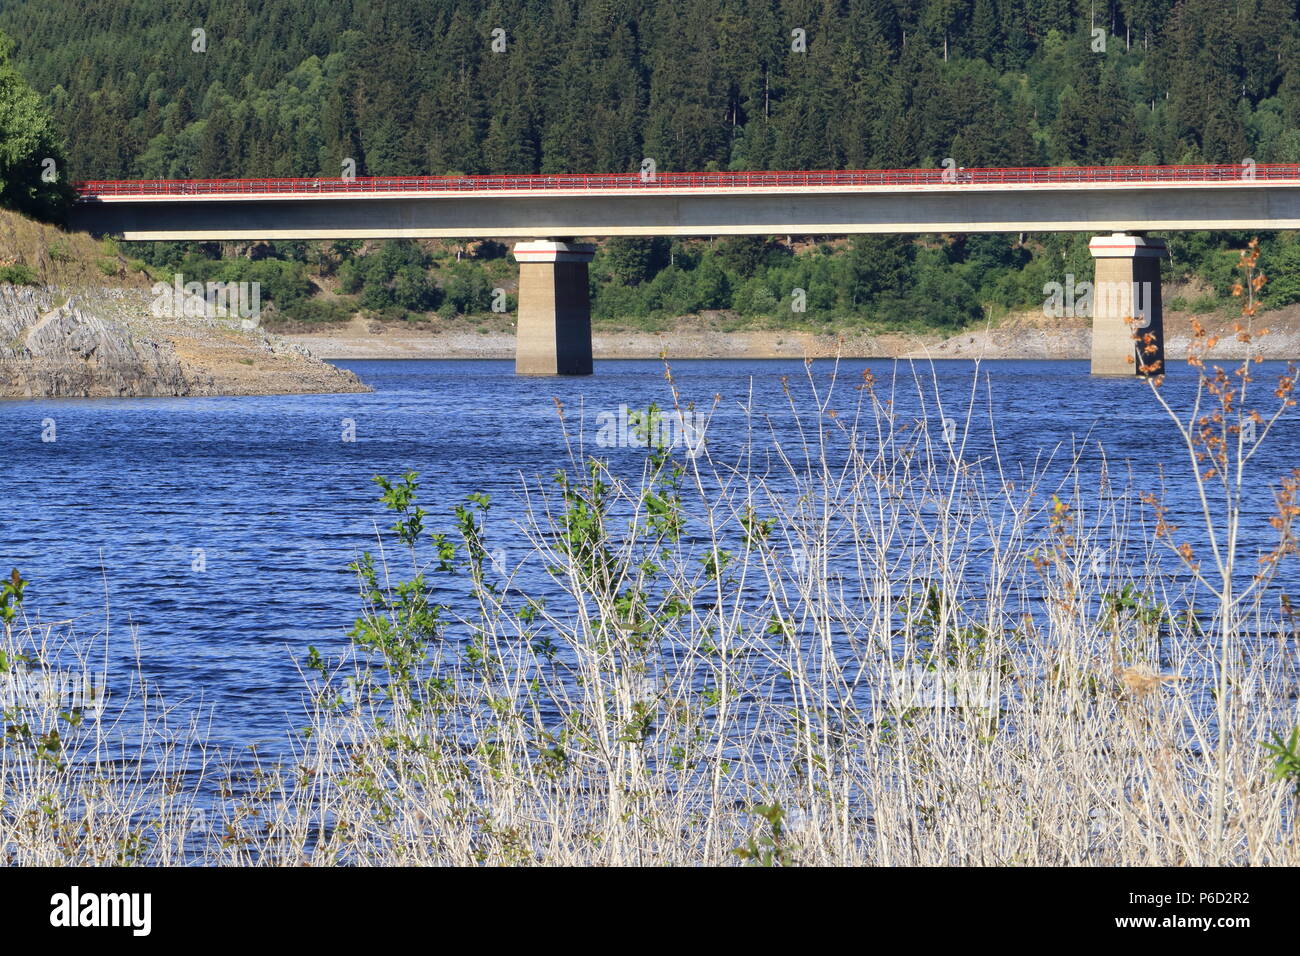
[512,240,596,375]
[1089,234,1168,377]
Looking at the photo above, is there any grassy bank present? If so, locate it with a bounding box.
[0,209,155,289]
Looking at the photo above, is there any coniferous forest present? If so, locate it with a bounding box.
[4,0,1300,328]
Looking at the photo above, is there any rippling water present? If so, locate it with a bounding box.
[1,358,1296,756]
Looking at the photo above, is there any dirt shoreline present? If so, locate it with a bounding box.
[9,280,1295,401]
[283,308,1300,362]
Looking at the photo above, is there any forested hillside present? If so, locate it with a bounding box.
[5,0,1298,178]
[3,0,1300,330]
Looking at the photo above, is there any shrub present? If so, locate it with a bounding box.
[279,298,353,324]
[0,263,38,284]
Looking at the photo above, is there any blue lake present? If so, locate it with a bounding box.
[1,358,1296,755]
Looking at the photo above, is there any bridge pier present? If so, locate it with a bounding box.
[512,240,595,376]
[1088,233,1167,377]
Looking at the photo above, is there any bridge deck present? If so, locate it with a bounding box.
[68,165,1300,239]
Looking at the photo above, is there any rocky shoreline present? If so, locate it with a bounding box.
[6,283,1296,399]
[0,286,370,398]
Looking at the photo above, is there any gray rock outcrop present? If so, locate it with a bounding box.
[1,286,192,397]
[0,284,369,398]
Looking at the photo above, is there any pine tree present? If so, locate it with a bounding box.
[197,106,233,178]
[970,0,1002,64]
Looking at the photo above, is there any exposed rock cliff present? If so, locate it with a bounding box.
[1,286,191,396]
[0,285,369,398]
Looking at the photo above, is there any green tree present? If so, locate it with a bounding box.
[716,236,770,277]
[0,30,71,220]
[604,238,669,286]
[1264,238,1300,307]
[845,235,915,305]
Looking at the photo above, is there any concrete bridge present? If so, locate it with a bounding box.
[72,164,1300,376]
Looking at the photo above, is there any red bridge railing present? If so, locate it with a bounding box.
[73,164,1300,199]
